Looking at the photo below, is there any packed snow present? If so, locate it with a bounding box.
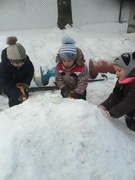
[0,22,135,180]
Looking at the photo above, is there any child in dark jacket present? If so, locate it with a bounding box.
[55,36,88,100]
[0,36,34,107]
[99,52,135,132]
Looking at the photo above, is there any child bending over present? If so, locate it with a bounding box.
[55,36,88,100]
[99,52,135,132]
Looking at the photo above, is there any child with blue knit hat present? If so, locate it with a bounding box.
[59,36,77,62]
[55,35,88,100]
[98,52,135,132]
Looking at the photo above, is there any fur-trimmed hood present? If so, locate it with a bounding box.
[55,47,85,66]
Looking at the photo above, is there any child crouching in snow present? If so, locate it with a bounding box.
[55,36,89,100]
[0,36,34,107]
[99,52,135,132]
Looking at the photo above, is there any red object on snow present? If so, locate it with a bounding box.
[89,59,116,79]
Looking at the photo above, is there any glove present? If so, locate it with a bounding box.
[67,91,79,99]
[18,94,27,102]
[61,86,68,98]
[98,106,111,119]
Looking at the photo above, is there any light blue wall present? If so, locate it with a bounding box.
[72,0,130,26]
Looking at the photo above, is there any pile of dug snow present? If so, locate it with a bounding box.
[0,93,135,180]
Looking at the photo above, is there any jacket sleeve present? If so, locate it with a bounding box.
[101,81,135,118]
[2,76,23,100]
[55,65,67,89]
[109,82,135,118]
[74,65,89,95]
[21,56,34,86]
[100,92,119,115]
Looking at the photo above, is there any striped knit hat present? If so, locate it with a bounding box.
[59,36,77,62]
[7,36,26,63]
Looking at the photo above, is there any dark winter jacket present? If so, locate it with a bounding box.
[55,48,89,95]
[0,48,34,100]
[101,70,135,118]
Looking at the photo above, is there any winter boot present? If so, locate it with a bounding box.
[125,116,135,132]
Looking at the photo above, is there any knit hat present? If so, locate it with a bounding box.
[7,36,26,63]
[59,35,77,62]
[113,52,135,77]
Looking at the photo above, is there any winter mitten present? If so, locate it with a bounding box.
[61,86,68,97]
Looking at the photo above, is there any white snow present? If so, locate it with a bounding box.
[0,22,135,180]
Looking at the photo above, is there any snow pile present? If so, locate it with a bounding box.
[0,93,135,179]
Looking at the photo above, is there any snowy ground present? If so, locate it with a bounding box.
[0,22,135,180]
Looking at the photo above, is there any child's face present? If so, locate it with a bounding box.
[11,62,24,68]
[62,59,74,69]
[113,64,126,80]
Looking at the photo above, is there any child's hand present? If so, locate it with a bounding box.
[67,91,79,99]
[101,109,111,119]
[98,105,107,111]
[98,106,111,119]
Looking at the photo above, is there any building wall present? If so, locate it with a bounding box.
[0,0,130,31]
[72,0,130,26]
